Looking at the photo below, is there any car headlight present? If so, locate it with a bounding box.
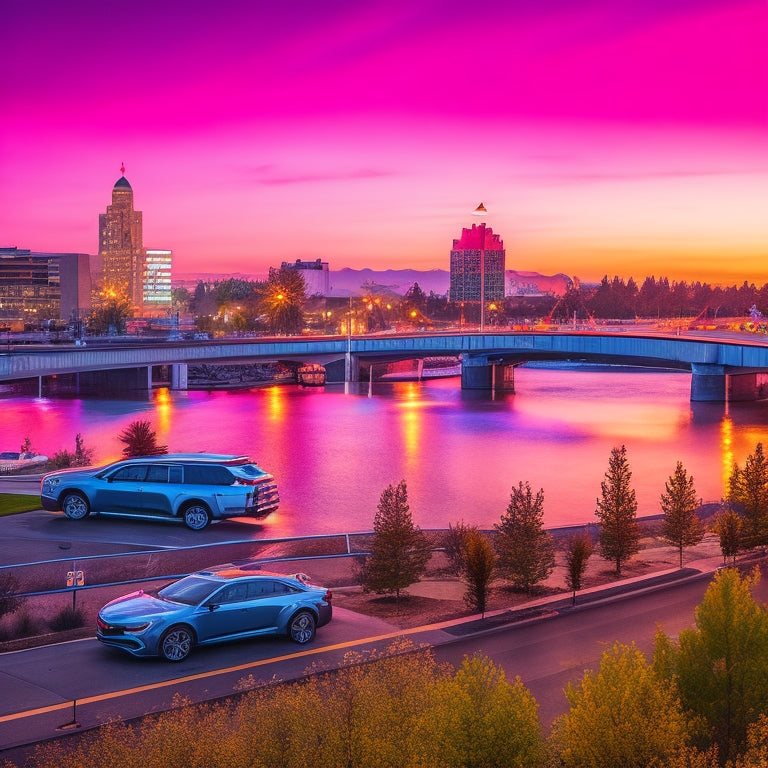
[123,622,152,633]
[42,477,60,492]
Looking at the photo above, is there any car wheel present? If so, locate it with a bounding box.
[182,503,210,530]
[288,610,316,644]
[61,492,90,520]
[160,625,195,661]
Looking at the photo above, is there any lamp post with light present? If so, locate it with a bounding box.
[472,202,488,332]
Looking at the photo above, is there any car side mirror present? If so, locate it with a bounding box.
[207,604,219,612]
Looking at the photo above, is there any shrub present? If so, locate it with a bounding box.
[0,572,24,620]
[14,610,40,638]
[49,606,86,632]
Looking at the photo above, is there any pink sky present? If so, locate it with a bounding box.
[2,0,767,284]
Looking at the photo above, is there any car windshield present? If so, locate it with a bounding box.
[158,576,221,605]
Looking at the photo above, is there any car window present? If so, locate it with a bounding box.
[111,465,148,482]
[217,583,249,604]
[246,580,277,598]
[145,465,169,483]
[158,576,220,605]
[168,465,183,484]
[245,580,300,598]
[183,465,235,485]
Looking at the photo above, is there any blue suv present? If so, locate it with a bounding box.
[40,454,279,530]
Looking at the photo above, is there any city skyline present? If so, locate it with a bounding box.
[2,0,767,286]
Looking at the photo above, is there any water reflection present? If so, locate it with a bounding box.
[2,368,768,537]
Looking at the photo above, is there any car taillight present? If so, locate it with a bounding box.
[324,590,332,602]
[234,478,259,486]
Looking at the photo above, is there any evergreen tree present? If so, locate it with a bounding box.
[729,443,768,549]
[660,461,704,568]
[564,533,593,605]
[117,419,168,458]
[357,480,431,600]
[595,445,640,575]
[494,481,555,594]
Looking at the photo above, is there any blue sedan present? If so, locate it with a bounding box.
[96,564,333,661]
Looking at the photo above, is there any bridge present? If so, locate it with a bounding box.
[2,330,768,402]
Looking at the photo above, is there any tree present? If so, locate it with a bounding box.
[734,714,768,768]
[595,445,640,575]
[660,461,704,568]
[117,419,168,458]
[713,508,742,565]
[728,443,768,549]
[494,481,555,594]
[565,533,593,605]
[262,267,306,335]
[458,528,496,616]
[87,292,133,335]
[414,654,546,768]
[551,641,691,768]
[443,520,474,576]
[51,433,93,469]
[655,568,768,764]
[357,480,431,600]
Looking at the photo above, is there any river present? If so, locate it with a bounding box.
[1,366,766,537]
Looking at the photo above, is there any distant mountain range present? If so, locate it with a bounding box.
[174,267,573,297]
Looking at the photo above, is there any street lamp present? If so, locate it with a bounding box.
[472,202,488,332]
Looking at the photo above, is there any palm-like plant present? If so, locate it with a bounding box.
[118,420,168,458]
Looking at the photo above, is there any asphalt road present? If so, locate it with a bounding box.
[433,569,768,731]
[4,562,760,758]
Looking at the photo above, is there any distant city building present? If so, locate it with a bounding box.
[98,168,144,313]
[506,270,572,297]
[279,259,330,296]
[0,247,91,326]
[449,223,506,304]
[143,249,173,315]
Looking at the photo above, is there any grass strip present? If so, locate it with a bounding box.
[0,494,42,515]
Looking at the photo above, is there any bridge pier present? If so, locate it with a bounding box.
[690,364,726,402]
[171,363,188,391]
[461,355,515,392]
[344,353,359,383]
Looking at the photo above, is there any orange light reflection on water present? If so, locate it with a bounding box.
[720,414,734,499]
[152,387,173,438]
[394,384,433,471]
[265,386,286,422]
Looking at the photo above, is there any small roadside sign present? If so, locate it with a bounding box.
[66,570,85,587]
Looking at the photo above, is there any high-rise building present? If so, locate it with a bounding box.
[279,258,330,296]
[143,249,172,315]
[98,168,144,313]
[0,247,91,325]
[449,222,506,304]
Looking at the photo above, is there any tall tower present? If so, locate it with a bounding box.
[449,221,506,307]
[98,165,144,312]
